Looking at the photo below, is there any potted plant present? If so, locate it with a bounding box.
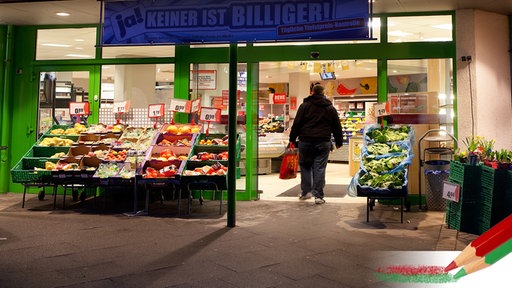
[480,138,496,167]
[494,149,511,170]
[462,135,483,165]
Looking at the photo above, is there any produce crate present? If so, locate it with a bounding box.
[77,133,101,144]
[445,199,482,235]
[355,169,408,197]
[153,133,196,147]
[181,161,228,190]
[45,124,76,135]
[36,134,79,147]
[195,133,241,160]
[160,123,202,136]
[10,158,57,183]
[51,156,83,184]
[32,146,71,158]
[479,166,511,226]
[448,161,481,201]
[68,145,92,157]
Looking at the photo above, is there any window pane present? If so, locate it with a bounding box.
[387,59,454,134]
[102,45,175,58]
[100,64,174,108]
[387,15,452,43]
[36,28,97,60]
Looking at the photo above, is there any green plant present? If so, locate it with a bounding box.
[479,138,496,160]
[462,135,483,155]
[495,149,511,163]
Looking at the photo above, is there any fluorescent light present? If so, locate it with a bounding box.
[74,39,85,42]
[65,54,94,58]
[56,12,70,17]
[42,43,71,48]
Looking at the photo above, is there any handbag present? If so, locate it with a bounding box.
[279,142,298,180]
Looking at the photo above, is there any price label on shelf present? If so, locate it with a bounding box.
[170,98,191,113]
[191,99,201,113]
[148,103,165,118]
[199,107,221,122]
[373,102,389,117]
[113,100,130,114]
[69,102,90,115]
[443,181,460,202]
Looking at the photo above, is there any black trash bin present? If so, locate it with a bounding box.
[424,160,450,211]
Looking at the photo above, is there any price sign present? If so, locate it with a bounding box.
[373,102,389,117]
[191,99,201,113]
[443,181,460,202]
[113,101,130,114]
[273,93,287,104]
[148,103,165,118]
[69,102,90,116]
[170,99,191,113]
[199,107,221,122]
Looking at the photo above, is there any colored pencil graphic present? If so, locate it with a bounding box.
[454,238,512,279]
[444,214,512,272]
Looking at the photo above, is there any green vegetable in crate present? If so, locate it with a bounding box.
[366,143,407,155]
[367,126,410,143]
[363,155,406,173]
[360,170,406,189]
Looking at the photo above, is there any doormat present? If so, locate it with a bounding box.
[277,184,348,198]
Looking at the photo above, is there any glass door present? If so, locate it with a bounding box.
[38,70,90,135]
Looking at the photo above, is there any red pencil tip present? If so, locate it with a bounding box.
[444,261,457,272]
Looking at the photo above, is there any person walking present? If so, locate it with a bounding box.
[289,84,344,204]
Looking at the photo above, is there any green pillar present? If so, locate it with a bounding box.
[245,61,259,201]
[0,25,14,193]
[227,43,238,227]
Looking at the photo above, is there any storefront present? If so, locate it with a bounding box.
[0,10,460,199]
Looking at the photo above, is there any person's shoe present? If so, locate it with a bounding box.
[298,192,312,200]
[315,198,326,204]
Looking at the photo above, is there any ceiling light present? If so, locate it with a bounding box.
[369,18,380,29]
[42,43,71,48]
[75,39,85,42]
[56,12,70,17]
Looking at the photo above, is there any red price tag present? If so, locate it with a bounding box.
[273,93,287,104]
[443,181,460,202]
[199,107,221,122]
[170,99,191,113]
[148,103,165,118]
[69,102,90,116]
[113,101,130,114]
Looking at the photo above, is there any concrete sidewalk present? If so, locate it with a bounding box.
[0,192,475,288]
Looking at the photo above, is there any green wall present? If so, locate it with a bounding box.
[1,12,457,194]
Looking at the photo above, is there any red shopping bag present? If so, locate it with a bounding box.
[279,143,298,180]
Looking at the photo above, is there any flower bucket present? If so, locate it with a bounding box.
[468,154,479,166]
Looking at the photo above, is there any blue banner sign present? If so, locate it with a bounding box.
[102,0,371,45]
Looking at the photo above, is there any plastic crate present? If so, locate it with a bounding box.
[355,169,408,197]
[448,161,481,201]
[479,165,509,225]
[32,146,71,158]
[10,158,57,183]
[445,200,481,235]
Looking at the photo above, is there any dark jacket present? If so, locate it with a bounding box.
[289,93,344,148]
